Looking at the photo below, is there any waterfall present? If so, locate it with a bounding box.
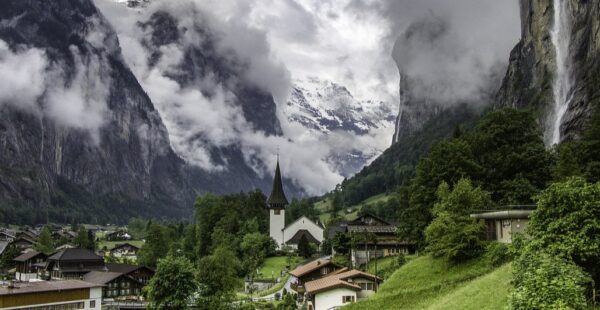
[549,0,573,145]
[394,73,403,143]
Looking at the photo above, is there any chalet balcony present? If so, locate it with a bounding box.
[291,282,305,294]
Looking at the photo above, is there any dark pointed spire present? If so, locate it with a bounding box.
[267,158,288,209]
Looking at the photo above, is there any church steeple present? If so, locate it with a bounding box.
[267,158,288,209]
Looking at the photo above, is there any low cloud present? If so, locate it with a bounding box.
[93,0,519,195]
[0,40,47,113]
[0,38,110,143]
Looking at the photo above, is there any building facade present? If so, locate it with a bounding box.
[0,280,102,310]
[471,209,533,243]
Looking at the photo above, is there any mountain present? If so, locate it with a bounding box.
[495,0,600,143]
[285,78,395,176]
[0,0,304,225]
[0,0,197,224]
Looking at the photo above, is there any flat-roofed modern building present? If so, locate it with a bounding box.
[470,209,533,243]
[0,280,102,309]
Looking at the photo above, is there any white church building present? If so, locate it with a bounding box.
[267,159,324,248]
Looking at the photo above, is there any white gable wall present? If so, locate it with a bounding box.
[283,216,324,244]
[313,287,357,310]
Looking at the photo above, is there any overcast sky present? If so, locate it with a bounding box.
[90,0,521,195]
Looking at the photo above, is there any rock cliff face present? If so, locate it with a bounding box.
[0,0,199,223]
[496,0,600,142]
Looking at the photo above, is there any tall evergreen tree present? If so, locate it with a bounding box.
[35,226,54,255]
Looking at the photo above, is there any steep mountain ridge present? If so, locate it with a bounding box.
[0,0,197,223]
[285,77,395,176]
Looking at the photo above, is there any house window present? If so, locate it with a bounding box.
[90,300,96,308]
[342,296,355,303]
[274,209,281,215]
[320,267,329,275]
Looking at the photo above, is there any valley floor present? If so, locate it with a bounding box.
[345,256,512,310]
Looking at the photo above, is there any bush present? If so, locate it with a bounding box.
[332,254,351,269]
[509,252,590,310]
[485,242,511,267]
[274,292,281,301]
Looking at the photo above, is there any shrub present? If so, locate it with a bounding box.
[509,252,590,310]
[485,242,511,267]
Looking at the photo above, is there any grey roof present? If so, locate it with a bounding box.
[48,248,103,261]
[470,210,533,220]
[347,225,397,233]
[83,271,124,284]
[106,263,140,274]
[0,280,102,295]
[0,241,8,255]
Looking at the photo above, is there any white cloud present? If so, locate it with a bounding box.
[0,40,47,113]
[93,0,519,195]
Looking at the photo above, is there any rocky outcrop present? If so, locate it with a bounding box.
[496,0,600,142]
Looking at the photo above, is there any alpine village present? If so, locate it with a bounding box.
[0,0,599,309]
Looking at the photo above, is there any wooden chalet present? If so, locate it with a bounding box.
[45,248,106,280]
[106,263,155,285]
[289,259,345,294]
[330,213,415,267]
[109,243,140,259]
[83,271,144,300]
[14,251,48,281]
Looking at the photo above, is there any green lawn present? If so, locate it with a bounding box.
[426,263,512,310]
[256,256,300,280]
[345,255,504,310]
[97,240,145,251]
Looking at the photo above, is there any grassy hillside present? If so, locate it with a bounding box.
[345,255,511,310]
[318,193,393,223]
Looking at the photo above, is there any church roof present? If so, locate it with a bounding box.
[267,160,288,208]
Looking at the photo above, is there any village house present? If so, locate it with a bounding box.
[14,251,48,282]
[329,213,415,267]
[109,243,140,260]
[105,230,132,241]
[304,269,382,310]
[0,230,15,242]
[83,271,144,300]
[470,209,533,243]
[106,263,155,285]
[267,159,324,249]
[289,259,346,295]
[10,235,35,251]
[0,280,102,309]
[45,248,106,280]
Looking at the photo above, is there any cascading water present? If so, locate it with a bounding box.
[549,0,573,145]
[394,72,404,143]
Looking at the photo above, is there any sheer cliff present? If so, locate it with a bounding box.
[496,0,600,143]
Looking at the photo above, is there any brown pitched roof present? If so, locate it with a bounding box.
[289,259,342,278]
[0,280,102,295]
[13,251,46,262]
[305,269,382,295]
